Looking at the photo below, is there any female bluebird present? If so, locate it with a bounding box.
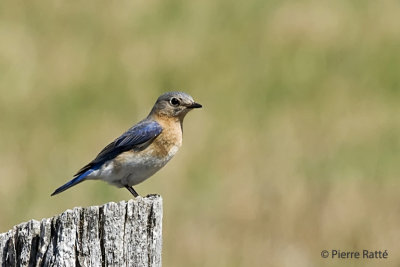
[51,92,202,197]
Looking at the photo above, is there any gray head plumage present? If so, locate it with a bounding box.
[149,91,202,119]
[156,92,194,103]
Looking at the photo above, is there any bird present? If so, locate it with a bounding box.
[51,92,202,197]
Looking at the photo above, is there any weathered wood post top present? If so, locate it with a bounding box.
[0,195,163,267]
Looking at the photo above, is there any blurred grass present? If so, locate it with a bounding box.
[1,0,400,266]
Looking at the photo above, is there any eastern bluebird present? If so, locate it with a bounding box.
[51,92,202,197]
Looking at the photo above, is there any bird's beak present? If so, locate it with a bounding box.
[188,102,202,109]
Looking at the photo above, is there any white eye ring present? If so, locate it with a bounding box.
[170,98,180,106]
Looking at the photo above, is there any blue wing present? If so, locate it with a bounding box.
[51,119,162,196]
[76,119,163,176]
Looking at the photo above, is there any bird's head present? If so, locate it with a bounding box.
[149,92,202,121]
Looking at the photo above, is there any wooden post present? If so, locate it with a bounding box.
[0,195,163,267]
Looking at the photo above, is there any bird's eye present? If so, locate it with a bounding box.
[170,98,180,106]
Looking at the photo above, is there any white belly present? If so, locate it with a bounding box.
[88,145,180,187]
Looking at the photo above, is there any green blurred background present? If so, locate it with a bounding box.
[1,0,400,266]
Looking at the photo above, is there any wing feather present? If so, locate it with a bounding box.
[75,120,162,176]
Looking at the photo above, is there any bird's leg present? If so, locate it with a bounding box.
[125,185,139,197]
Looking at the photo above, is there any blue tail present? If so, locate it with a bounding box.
[51,169,94,196]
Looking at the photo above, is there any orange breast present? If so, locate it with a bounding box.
[151,117,182,158]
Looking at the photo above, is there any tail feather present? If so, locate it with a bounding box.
[51,169,94,196]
